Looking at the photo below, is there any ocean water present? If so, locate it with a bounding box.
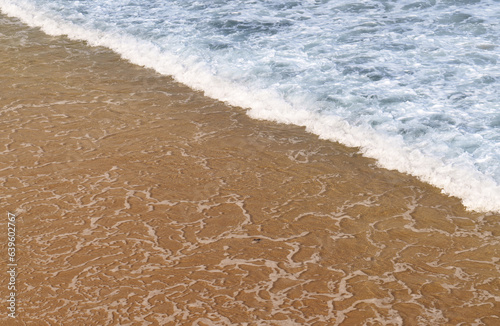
[2,7,500,325]
[1,0,499,213]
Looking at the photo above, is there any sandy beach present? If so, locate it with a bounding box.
[1,14,499,325]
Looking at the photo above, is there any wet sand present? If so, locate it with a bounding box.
[1,14,499,325]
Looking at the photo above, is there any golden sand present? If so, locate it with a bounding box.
[1,15,499,325]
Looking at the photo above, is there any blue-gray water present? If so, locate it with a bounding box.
[2,0,499,212]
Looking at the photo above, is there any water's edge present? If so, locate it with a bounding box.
[1,2,499,213]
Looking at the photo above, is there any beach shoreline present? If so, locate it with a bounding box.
[1,14,500,325]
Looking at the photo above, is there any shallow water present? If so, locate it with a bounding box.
[1,15,500,325]
[1,0,500,213]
